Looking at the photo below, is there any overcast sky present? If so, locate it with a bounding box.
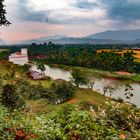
[1,0,140,43]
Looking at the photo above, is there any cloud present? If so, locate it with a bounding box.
[16,0,48,22]
[4,0,140,24]
[6,0,106,24]
[102,0,140,22]
[2,0,140,43]
[74,0,99,9]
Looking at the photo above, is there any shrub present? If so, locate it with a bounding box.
[15,79,49,100]
[0,103,140,139]
[48,80,75,104]
[28,84,49,100]
[1,84,26,112]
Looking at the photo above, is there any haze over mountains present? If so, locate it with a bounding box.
[7,29,140,44]
[0,39,5,45]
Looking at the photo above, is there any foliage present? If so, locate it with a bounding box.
[71,68,90,87]
[1,84,26,112]
[0,51,9,60]
[123,51,135,72]
[0,0,11,26]
[37,62,46,75]
[0,102,140,139]
[15,78,49,100]
[28,84,49,100]
[27,43,139,73]
[48,80,75,104]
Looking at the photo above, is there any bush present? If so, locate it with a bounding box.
[0,103,140,139]
[79,101,99,111]
[48,80,75,104]
[1,84,26,112]
[28,84,49,100]
[112,97,124,103]
[15,79,49,100]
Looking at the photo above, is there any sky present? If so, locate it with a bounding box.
[1,0,140,43]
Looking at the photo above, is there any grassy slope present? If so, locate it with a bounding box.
[27,88,107,115]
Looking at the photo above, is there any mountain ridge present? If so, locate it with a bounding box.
[13,29,140,45]
[86,29,140,41]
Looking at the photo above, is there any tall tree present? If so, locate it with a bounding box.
[0,0,11,26]
[123,51,135,72]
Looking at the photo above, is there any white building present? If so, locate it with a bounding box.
[9,48,28,65]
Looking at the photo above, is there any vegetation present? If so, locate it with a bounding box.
[48,79,75,104]
[0,101,140,139]
[71,68,90,87]
[1,84,26,112]
[0,59,139,139]
[0,49,140,139]
[0,0,11,26]
[0,51,9,60]
[2,0,140,139]
[27,42,140,73]
[37,62,46,75]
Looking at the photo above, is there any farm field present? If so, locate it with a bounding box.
[96,49,140,60]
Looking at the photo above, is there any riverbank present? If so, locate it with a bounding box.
[30,62,140,107]
[48,64,140,83]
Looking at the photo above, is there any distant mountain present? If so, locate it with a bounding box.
[86,29,140,41]
[18,35,70,44]
[45,38,124,44]
[15,30,140,45]
[0,39,5,45]
[17,35,124,45]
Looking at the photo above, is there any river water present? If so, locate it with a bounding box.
[31,65,140,107]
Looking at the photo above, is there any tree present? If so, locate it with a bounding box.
[71,68,89,87]
[37,62,46,75]
[0,0,11,26]
[123,51,135,72]
[15,79,30,99]
[102,79,119,97]
[1,84,26,112]
[48,80,75,104]
[86,72,96,90]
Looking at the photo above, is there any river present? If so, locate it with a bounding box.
[31,65,140,107]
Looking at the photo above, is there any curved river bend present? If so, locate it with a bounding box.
[31,65,140,107]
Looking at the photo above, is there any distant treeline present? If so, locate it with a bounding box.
[27,42,140,73]
[1,42,140,51]
[1,42,140,72]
